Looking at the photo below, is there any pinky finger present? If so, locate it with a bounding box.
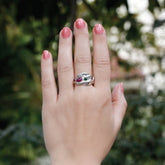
[41,50,57,104]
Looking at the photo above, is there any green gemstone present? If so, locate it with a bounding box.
[84,77,88,81]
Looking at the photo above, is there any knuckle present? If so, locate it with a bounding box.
[75,55,91,64]
[94,57,110,68]
[42,78,52,88]
[74,89,93,106]
[58,64,73,73]
[73,94,82,107]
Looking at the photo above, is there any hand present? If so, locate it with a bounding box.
[41,18,127,165]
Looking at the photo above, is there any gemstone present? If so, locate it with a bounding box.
[76,77,82,82]
[84,77,88,81]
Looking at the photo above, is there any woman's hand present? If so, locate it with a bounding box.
[41,18,127,165]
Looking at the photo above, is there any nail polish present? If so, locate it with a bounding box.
[43,50,50,60]
[75,18,85,29]
[120,83,124,93]
[94,24,104,34]
[61,27,71,38]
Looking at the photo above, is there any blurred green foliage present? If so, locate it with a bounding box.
[0,0,165,164]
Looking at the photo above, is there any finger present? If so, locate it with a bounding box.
[74,18,92,88]
[93,24,111,90]
[58,27,74,96]
[112,83,127,134]
[41,50,57,104]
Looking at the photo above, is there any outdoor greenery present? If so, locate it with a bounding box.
[0,0,165,164]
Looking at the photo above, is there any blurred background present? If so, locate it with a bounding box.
[0,0,165,164]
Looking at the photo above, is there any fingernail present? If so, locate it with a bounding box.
[94,24,104,34]
[75,18,85,29]
[43,50,50,60]
[61,27,71,38]
[120,83,124,93]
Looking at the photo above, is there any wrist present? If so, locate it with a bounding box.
[51,157,101,165]
[52,162,100,165]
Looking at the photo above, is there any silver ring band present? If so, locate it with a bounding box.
[73,72,94,86]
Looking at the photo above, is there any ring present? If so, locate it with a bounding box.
[73,72,94,86]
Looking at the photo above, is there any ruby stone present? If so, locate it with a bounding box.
[76,77,82,82]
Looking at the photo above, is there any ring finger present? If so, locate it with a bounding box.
[74,18,92,89]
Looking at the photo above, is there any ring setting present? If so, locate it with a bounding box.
[73,72,94,86]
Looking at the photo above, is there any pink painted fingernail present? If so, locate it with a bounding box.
[94,24,104,34]
[43,50,50,60]
[75,18,85,29]
[120,83,124,93]
[61,27,71,38]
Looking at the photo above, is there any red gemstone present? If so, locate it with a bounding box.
[76,77,82,82]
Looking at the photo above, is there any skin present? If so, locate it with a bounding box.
[41,19,127,165]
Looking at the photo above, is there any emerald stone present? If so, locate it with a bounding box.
[84,77,88,81]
